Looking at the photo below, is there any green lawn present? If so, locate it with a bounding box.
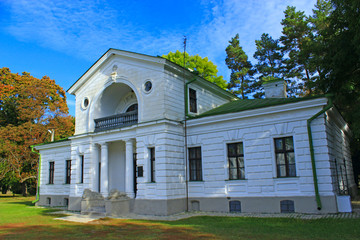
[1,195,360,239]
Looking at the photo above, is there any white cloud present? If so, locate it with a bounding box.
[4,0,317,79]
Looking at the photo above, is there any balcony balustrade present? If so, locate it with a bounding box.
[94,110,138,132]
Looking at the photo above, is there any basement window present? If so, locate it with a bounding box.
[280,200,295,213]
[229,200,241,213]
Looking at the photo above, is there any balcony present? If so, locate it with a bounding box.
[94,110,138,132]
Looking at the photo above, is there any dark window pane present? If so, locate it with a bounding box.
[238,157,244,168]
[237,143,244,155]
[239,168,245,179]
[288,164,296,177]
[189,147,202,181]
[228,144,236,157]
[229,157,236,167]
[229,201,241,212]
[126,104,138,113]
[189,88,197,113]
[285,137,294,151]
[276,153,285,165]
[275,139,283,150]
[229,168,238,180]
[277,165,287,177]
[227,142,245,180]
[275,137,296,178]
[287,152,295,164]
[280,200,295,213]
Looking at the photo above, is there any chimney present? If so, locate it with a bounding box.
[48,129,55,142]
[263,80,287,98]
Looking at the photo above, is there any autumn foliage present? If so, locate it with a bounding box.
[0,67,74,194]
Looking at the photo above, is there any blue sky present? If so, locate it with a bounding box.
[0,0,317,116]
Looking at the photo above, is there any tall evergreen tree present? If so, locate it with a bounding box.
[319,0,360,138]
[225,34,254,99]
[307,0,333,88]
[280,6,314,95]
[253,33,285,98]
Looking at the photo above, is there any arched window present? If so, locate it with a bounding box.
[126,104,138,113]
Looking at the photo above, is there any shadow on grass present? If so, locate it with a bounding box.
[6,200,34,207]
[0,218,216,240]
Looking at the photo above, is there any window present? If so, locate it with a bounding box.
[189,88,197,113]
[227,142,245,180]
[229,200,241,213]
[137,166,144,177]
[65,160,71,184]
[274,137,296,177]
[144,80,152,92]
[64,198,69,207]
[149,148,155,182]
[80,155,84,183]
[280,200,295,213]
[191,200,200,211]
[189,147,202,181]
[49,162,54,184]
[126,103,138,113]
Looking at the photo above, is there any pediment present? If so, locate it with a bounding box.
[67,48,166,95]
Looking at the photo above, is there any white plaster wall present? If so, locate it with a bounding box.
[325,108,356,195]
[186,104,335,198]
[163,70,231,121]
[108,141,126,192]
[74,55,166,135]
[38,143,71,196]
[135,121,185,200]
[69,138,93,198]
[187,82,230,115]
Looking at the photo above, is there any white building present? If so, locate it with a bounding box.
[35,49,356,215]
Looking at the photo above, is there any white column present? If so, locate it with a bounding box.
[91,143,99,192]
[100,142,109,197]
[125,139,135,198]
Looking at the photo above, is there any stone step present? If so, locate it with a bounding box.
[81,211,106,217]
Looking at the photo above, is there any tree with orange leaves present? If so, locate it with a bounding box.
[0,67,74,195]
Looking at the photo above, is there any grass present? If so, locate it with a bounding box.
[1,195,360,239]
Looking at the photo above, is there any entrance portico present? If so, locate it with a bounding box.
[92,139,136,198]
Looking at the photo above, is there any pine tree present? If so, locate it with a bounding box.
[225,34,254,99]
[280,6,314,95]
[253,33,285,98]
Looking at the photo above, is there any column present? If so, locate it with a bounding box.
[100,142,109,197]
[91,143,99,192]
[125,139,135,198]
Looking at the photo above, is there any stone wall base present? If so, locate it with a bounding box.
[37,195,340,215]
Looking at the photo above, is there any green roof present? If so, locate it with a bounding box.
[34,137,71,147]
[191,95,327,119]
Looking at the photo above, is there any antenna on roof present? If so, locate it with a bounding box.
[183,36,187,68]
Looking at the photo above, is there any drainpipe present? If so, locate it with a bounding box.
[31,145,41,204]
[307,96,333,210]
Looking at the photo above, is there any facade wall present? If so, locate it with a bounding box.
[74,55,166,135]
[187,81,230,115]
[325,108,357,196]
[37,142,71,208]
[134,122,185,200]
[186,103,336,213]
[163,70,230,121]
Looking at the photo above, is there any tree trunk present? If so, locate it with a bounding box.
[21,182,28,196]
